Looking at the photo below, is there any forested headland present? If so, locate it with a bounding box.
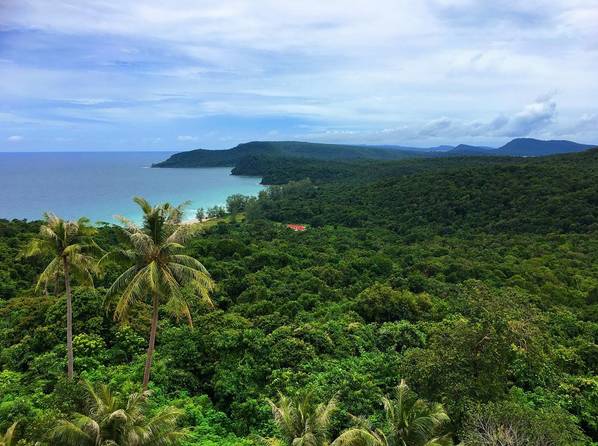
[1,148,597,445]
[152,138,596,169]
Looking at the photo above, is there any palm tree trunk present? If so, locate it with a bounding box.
[62,256,74,380]
[142,294,159,390]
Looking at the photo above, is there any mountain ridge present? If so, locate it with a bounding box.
[445,138,595,156]
[153,141,424,167]
[153,138,596,168]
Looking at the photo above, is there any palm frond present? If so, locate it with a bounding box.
[166,224,197,245]
[260,437,285,446]
[163,200,190,226]
[422,435,454,446]
[128,231,156,258]
[169,254,211,274]
[315,396,337,435]
[166,262,214,292]
[98,247,137,270]
[115,214,141,233]
[133,196,154,215]
[50,419,94,446]
[69,253,98,287]
[1,422,18,446]
[35,257,62,292]
[19,237,54,259]
[268,392,338,446]
[332,428,383,446]
[112,266,152,321]
[54,382,184,445]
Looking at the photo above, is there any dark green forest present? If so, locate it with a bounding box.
[152,138,596,169]
[153,141,423,168]
[0,149,597,445]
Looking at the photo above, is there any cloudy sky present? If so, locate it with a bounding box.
[1,0,597,151]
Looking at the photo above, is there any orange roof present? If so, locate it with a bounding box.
[287,224,307,231]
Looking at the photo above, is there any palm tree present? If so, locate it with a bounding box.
[51,381,186,445]
[22,213,97,380]
[265,391,338,446]
[103,197,214,389]
[332,380,452,446]
[0,422,18,446]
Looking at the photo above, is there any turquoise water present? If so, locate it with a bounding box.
[0,152,264,223]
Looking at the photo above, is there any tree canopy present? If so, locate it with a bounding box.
[0,149,596,444]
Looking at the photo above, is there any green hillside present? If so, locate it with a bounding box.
[153,141,423,167]
[1,149,597,445]
[154,139,597,170]
[249,149,598,234]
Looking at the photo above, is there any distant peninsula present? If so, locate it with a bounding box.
[152,141,423,168]
[153,138,596,169]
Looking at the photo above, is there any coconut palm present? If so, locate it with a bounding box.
[103,197,214,389]
[332,380,452,446]
[0,422,18,446]
[51,381,185,445]
[22,213,97,380]
[265,391,338,446]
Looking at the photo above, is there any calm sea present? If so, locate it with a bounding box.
[0,152,264,223]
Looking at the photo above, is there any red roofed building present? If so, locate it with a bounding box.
[287,224,306,231]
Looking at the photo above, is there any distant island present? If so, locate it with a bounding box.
[153,138,596,169]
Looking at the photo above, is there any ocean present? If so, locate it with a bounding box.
[0,152,264,223]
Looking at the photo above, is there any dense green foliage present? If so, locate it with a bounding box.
[333,380,452,446]
[244,149,598,234]
[1,149,597,444]
[265,392,338,445]
[153,138,594,170]
[51,381,185,445]
[153,141,423,168]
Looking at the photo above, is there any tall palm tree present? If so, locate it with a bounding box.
[265,391,338,446]
[51,381,186,445]
[22,213,97,380]
[0,422,18,446]
[103,197,214,389]
[332,380,452,446]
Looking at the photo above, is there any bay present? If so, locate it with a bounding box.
[0,152,264,223]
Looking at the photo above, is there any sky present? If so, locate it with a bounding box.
[1,0,597,151]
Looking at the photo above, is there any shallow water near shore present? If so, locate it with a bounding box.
[0,152,264,223]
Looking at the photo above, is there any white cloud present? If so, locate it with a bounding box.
[1,1,597,149]
[434,95,559,139]
[499,95,557,136]
[7,135,23,142]
[559,4,598,44]
[575,114,598,131]
[419,117,453,137]
[301,95,584,146]
[3,0,435,52]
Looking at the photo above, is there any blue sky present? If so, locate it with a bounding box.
[1,0,597,151]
